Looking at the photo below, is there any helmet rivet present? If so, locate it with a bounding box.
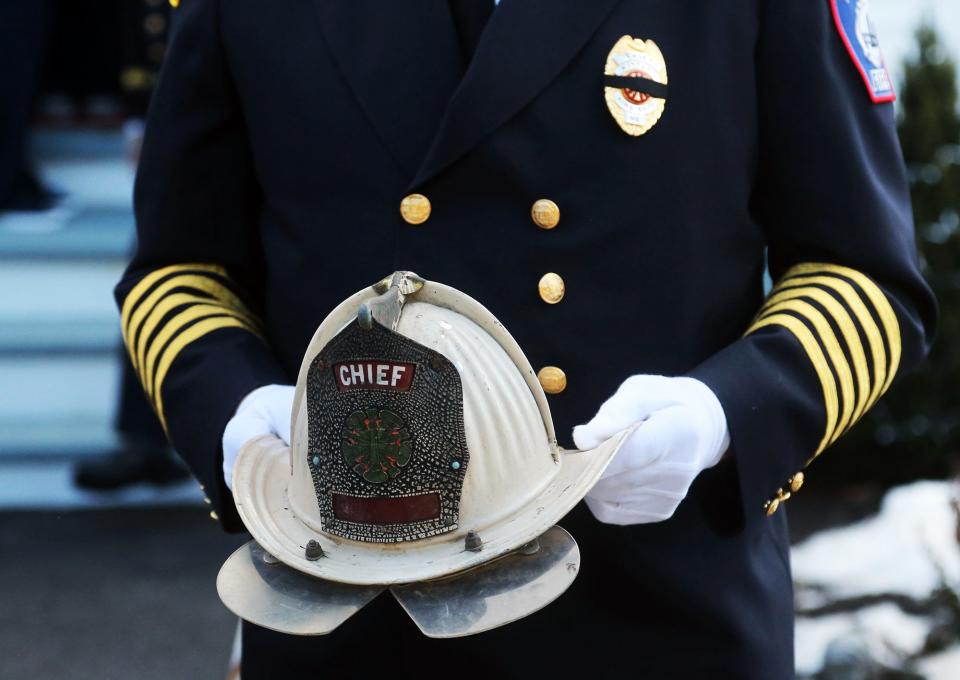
[305,540,324,560]
[464,530,483,552]
[451,460,461,470]
[430,356,445,371]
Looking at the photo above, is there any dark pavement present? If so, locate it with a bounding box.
[0,507,246,680]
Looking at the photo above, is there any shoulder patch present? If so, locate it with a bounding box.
[830,0,895,103]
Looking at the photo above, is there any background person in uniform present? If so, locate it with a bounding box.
[1,0,184,487]
[0,1,56,212]
[73,0,188,490]
[118,0,937,677]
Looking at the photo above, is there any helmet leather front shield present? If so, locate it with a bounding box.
[306,319,469,543]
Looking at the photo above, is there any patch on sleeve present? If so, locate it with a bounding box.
[829,0,895,103]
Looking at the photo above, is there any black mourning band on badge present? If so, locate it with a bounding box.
[603,75,669,100]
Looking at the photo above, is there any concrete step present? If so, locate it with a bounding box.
[0,354,118,459]
[0,259,126,457]
[0,460,202,509]
[0,206,133,260]
[0,260,124,340]
[0,419,117,460]
[0,319,119,355]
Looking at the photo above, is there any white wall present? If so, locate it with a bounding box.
[872,0,960,85]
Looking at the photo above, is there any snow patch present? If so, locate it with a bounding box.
[792,481,960,600]
[795,603,932,675]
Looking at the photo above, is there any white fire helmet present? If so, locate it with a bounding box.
[218,272,635,638]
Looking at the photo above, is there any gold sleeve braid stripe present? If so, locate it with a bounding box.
[152,316,253,432]
[128,278,258,381]
[746,262,902,460]
[141,303,255,397]
[762,298,857,440]
[748,313,840,455]
[120,264,263,431]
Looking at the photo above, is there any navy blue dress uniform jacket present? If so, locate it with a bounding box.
[117,0,937,677]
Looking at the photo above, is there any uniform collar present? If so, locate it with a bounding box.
[313,0,622,185]
[412,0,621,188]
[313,1,464,177]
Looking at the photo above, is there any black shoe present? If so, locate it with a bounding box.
[0,169,63,212]
[73,442,190,491]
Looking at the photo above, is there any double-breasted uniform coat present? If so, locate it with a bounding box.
[118,1,937,677]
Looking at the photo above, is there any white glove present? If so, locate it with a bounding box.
[221,384,295,491]
[572,375,730,525]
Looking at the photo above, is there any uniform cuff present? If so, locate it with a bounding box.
[686,331,823,521]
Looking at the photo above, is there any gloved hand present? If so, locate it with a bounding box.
[222,384,295,491]
[572,375,730,525]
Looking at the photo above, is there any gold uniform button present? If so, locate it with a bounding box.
[120,67,151,92]
[538,272,565,304]
[538,366,567,394]
[209,510,219,521]
[531,199,560,229]
[765,498,780,516]
[400,193,431,224]
[789,472,805,493]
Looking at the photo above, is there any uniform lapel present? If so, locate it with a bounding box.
[411,0,622,188]
[313,1,463,177]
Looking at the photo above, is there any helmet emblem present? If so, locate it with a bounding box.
[342,408,412,484]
